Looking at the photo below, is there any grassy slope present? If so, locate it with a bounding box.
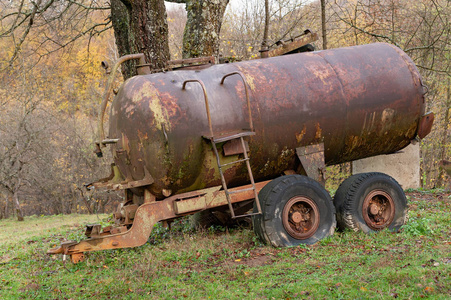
[0,191,450,299]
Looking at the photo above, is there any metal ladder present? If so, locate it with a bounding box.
[182,72,261,218]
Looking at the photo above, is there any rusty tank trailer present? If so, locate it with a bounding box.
[48,42,434,263]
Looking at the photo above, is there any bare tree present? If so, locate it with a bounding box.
[220,0,314,60]
[436,78,451,187]
[321,0,327,49]
[0,0,110,68]
[1,0,231,79]
[167,6,187,60]
[262,0,270,52]
[0,73,47,220]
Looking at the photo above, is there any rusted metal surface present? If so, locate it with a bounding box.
[223,139,249,156]
[89,164,154,191]
[105,43,429,199]
[174,194,207,214]
[70,253,85,264]
[48,199,176,258]
[166,56,215,71]
[266,29,318,58]
[362,190,395,230]
[85,224,102,238]
[97,53,149,157]
[296,144,326,186]
[182,79,214,137]
[220,71,254,132]
[282,196,320,240]
[417,112,435,139]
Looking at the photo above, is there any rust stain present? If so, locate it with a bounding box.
[137,130,148,151]
[137,130,148,141]
[347,135,363,153]
[159,92,183,120]
[131,80,171,131]
[296,125,307,143]
[131,81,158,103]
[121,133,130,153]
[315,123,322,140]
[149,97,170,131]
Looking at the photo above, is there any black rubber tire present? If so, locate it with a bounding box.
[252,177,284,243]
[255,175,336,247]
[334,172,407,233]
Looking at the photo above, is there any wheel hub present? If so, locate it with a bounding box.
[282,196,320,240]
[362,190,395,230]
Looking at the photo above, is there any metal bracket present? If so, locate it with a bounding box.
[296,143,326,186]
[417,112,434,139]
[87,163,154,191]
[223,139,249,156]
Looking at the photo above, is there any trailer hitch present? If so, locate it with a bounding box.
[47,199,175,263]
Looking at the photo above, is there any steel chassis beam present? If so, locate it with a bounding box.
[48,181,270,263]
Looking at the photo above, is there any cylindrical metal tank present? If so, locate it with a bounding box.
[108,43,426,198]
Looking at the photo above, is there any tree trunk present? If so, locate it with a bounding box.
[0,193,7,219]
[114,0,170,79]
[261,0,270,52]
[182,0,229,58]
[111,0,138,79]
[13,193,24,221]
[1,184,24,221]
[321,0,327,50]
[112,0,229,78]
[0,195,4,219]
[437,77,450,187]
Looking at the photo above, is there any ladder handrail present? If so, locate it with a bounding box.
[182,74,261,219]
[220,71,254,132]
[182,79,214,138]
[239,136,261,217]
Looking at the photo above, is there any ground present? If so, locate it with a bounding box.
[0,190,450,299]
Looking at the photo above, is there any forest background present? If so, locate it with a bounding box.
[0,0,449,220]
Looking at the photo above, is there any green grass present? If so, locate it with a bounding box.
[1,191,450,299]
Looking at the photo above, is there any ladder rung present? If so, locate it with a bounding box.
[220,158,249,167]
[205,131,255,143]
[227,187,255,194]
[232,212,262,219]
